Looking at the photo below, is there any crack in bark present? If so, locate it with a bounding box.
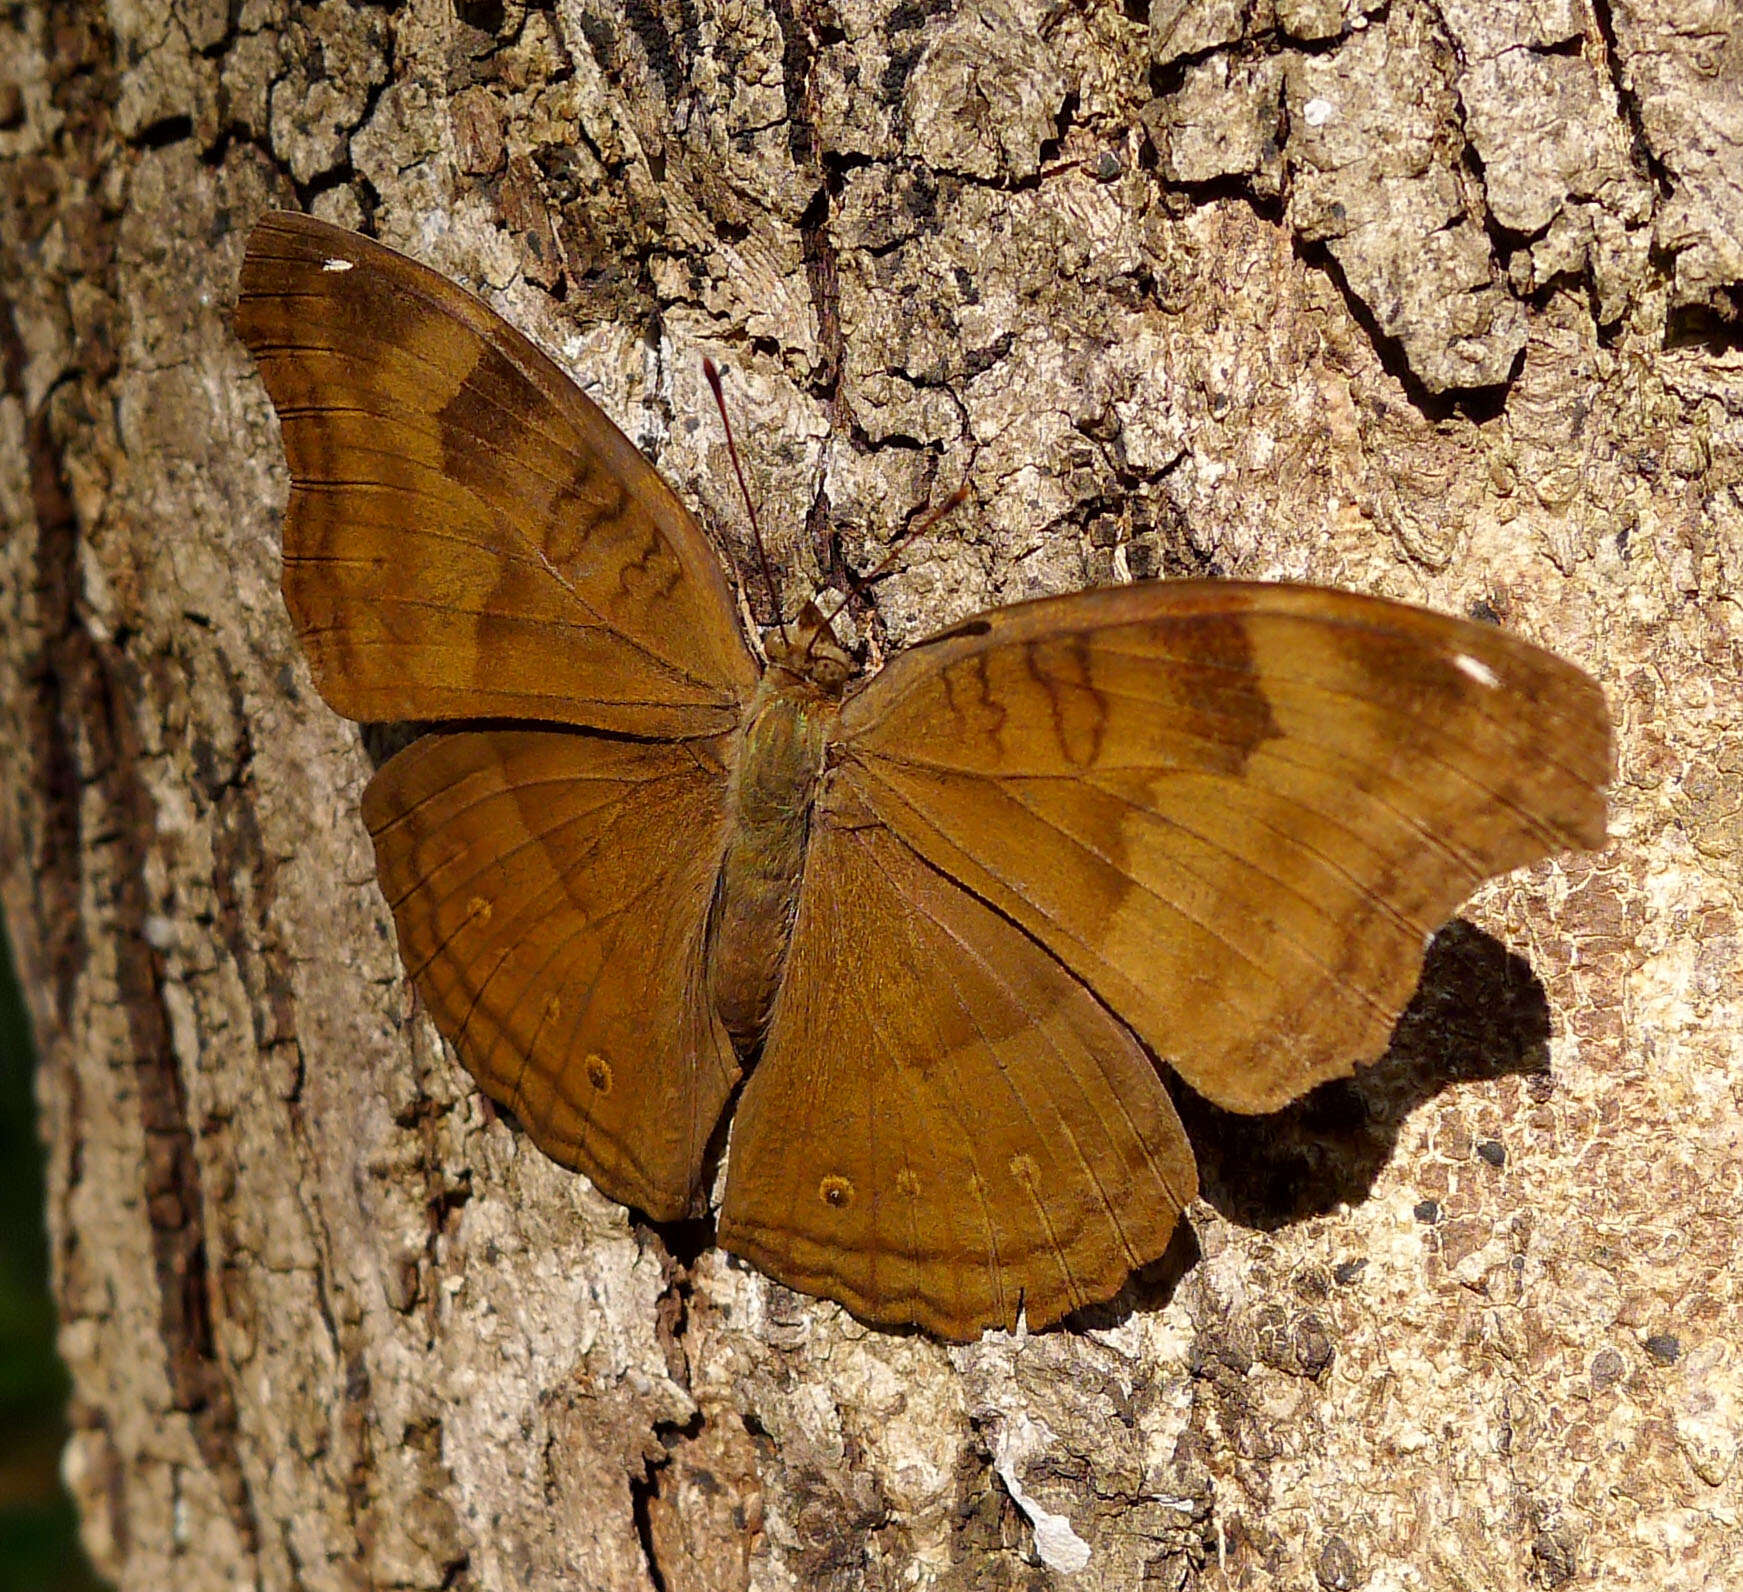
[1585,0,1673,201]
[768,0,846,407]
[5,307,87,1029]
[2,4,265,1567]
[630,1462,671,1592]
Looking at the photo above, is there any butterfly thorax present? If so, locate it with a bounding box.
[708,608,852,1048]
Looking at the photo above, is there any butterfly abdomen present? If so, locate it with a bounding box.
[708,669,841,1047]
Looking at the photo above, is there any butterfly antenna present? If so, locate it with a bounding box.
[817,484,970,634]
[703,357,787,641]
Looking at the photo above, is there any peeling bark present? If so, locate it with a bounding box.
[2,1,1740,1588]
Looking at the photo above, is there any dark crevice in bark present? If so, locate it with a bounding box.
[1154,168,1286,225]
[54,494,262,1563]
[763,0,848,662]
[1289,232,1515,421]
[629,1204,761,1590]
[8,3,266,1568]
[1037,85,1079,170]
[1587,0,1743,337]
[1443,81,1599,337]
[1147,11,1361,102]
[5,309,86,1030]
[273,7,399,221]
[455,0,509,35]
[768,0,845,408]
[134,112,196,148]
[1586,0,1673,200]
[1663,301,1743,354]
[196,0,245,61]
[621,0,687,105]
[800,178,844,404]
[631,1464,670,1592]
[70,601,266,1555]
[806,480,847,597]
[768,0,817,164]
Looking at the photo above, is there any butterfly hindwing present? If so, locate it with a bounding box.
[718,804,1197,1339]
[236,212,758,738]
[363,729,740,1220]
[836,581,1611,1113]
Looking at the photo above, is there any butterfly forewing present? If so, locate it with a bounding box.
[363,730,740,1220]
[838,582,1611,1114]
[235,212,757,738]
[719,806,1197,1340]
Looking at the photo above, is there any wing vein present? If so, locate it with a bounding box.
[859,827,1150,1273]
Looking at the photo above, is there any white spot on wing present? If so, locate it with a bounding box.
[1454,653,1501,689]
[322,257,354,273]
[1303,97,1336,127]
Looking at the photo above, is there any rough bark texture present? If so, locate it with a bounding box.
[2,1,1739,1588]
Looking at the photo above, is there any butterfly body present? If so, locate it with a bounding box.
[709,617,847,1046]
[236,212,1612,1340]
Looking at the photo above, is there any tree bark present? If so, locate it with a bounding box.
[2,1,1739,1588]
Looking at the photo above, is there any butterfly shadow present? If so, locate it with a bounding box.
[1065,917,1554,1333]
[1178,916,1555,1232]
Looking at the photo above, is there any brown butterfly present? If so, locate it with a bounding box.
[234,211,1611,1340]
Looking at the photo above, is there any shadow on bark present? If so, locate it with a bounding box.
[1178,918,1552,1233]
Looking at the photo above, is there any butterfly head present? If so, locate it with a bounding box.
[764,601,855,696]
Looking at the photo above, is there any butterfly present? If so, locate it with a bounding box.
[234,210,1612,1341]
